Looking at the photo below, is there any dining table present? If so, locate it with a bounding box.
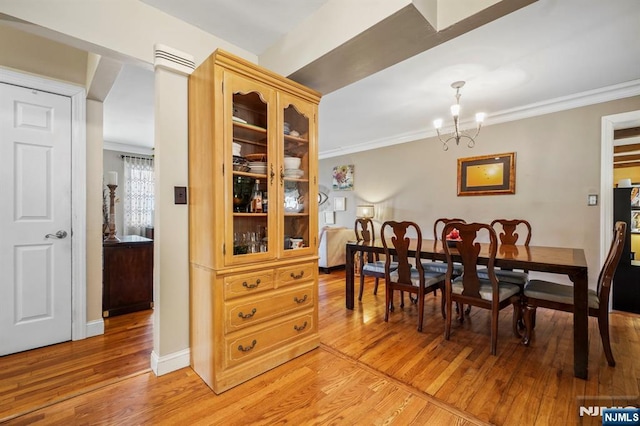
[344,239,590,379]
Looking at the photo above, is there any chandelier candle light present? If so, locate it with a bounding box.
[433,81,485,151]
[105,171,120,243]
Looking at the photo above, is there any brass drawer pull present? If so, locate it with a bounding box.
[290,271,304,279]
[238,339,257,352]
[294,321,308,332]
[242,279,261,289]
[294,295,308,304]
[238,308,257,319]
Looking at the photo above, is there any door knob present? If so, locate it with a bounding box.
[45,230,68,239]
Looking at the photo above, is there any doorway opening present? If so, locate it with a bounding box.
[601,110,640,313]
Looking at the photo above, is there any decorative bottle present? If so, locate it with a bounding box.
[250,180,263,213]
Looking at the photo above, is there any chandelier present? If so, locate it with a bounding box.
[433,81,485,151]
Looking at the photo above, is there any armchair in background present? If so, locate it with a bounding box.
[318,226,357,274]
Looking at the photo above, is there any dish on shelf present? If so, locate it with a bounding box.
[283,156,301,170]
[244,153,267,162]
[249,166,267,174]
[232,116,247,124]
[233,164,250,172]
[284,169,304,178]
[284,203,304,213]
[284,187,303,212]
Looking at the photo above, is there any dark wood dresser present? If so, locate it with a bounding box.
[103,235,154,317]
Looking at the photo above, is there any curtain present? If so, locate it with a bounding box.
[123,156,154,236]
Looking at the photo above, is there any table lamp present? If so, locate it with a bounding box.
[356,205,375,219]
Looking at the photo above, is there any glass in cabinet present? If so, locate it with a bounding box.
[226,72,276,264]
[281,93,317,257]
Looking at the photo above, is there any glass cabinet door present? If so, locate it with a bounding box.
[280,94,317,257]
[226,72,276,264]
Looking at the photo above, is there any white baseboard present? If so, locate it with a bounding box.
[85,318,105,338]
[150,348,191,376]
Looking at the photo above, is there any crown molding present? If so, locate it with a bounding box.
[103,140,154,156]
[319,79,640,159]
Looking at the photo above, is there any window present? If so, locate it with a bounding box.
[123,156,154,236]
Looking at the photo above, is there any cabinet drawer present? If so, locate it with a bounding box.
[276,262,316,288]
[225,312,314,368]
[225,284,314,332]
[224,270,274,300]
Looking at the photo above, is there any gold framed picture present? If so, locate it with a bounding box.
[457,152,516,196]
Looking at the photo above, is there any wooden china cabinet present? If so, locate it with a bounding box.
[188,49,321,393]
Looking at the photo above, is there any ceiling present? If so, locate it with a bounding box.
[103,0,640,158]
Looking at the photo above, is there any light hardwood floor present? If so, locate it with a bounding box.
[1,271,638,425]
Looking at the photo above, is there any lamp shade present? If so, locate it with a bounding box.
[618,178,632,188]
[356,205,374,218]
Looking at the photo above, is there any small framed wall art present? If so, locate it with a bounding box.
[332,165,354,190]
[333,197,346,211]
[457,152,516,196]
[324,211,335,224]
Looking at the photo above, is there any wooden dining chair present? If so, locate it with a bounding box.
[477,219,532,288]
[419,218,466,314]
[422,217,466,275]
[381,221,446,332]
[355,218,397,301]
[521,221,626,366]
[442,222,522,355]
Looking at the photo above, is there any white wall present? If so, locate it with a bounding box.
[0,24,88,85]
[319,96,640,288]
[0,3,254,371]
[0,0,256,69]
[102,150,125,238]
[153,66,190,359]
[86,100,104,322]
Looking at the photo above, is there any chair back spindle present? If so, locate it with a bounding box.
[355,218,375,243]
[596,221,626,309]
[490,219,532,246]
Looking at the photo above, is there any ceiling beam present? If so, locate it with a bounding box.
[284,0,536,94]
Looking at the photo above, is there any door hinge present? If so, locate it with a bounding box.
[222,163,225,175]
[223,243,226,255]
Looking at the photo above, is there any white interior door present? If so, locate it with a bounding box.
[0,82,72,355]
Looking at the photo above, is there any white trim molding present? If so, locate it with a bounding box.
[601,109,640,276]
[86,318,105,338]
[0,67,88,341]
[104,140,154,156]
[150,348,191,376]
[320,79,640,159]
